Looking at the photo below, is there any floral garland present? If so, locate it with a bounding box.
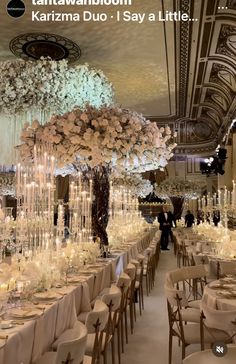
[0,173,15,196]
[112,173,153,198]
[154,178,202,199]
[19,106,177,172]
[0,58,114,115]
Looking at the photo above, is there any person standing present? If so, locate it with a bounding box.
[185,210,195,227]
[158,206,173,250]
[213,210,220,226]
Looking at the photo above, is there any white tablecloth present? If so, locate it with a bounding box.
[0,227,157,364]
[203,281,236,310]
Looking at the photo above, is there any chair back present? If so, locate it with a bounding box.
[124,263,136,280]
[166,268,185,286]
[101,285,121,311]
[183,345,236,363]
[183,264,208,280]
[85,300,109,333]
[137,254,145,262]
[56,324,87,364]
[116,272,131,293]
[164,285,189,308]
[193,255,209,265]
[130,259,140,269]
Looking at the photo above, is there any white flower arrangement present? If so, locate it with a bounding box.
[0,58,114,115]
[154,178,202,199]
[19,105,176,172]
[0,173,15,196]
[112,173,153,198]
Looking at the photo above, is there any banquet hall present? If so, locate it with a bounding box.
[0,0,236,363]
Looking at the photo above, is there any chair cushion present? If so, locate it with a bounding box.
[35,352,56,364]
[52,321,84,350]
[78,311,90,324]
[83,355,92,364]
[181,308,200,323]
[188,300,201,309]
[182,324,230,344]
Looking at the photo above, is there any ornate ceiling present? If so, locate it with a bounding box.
[0,0,235,156]
[154,0,236,155]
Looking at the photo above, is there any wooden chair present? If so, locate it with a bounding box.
[116,272,131,357]
[124,263,137,335]
[101,285,121,364]
[36,326,87,364]
[83,300,109,364]
[165,286,229,364]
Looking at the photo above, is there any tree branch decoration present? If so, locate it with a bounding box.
[19,106,176,244]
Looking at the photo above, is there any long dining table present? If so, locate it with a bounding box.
[0,227,157,364]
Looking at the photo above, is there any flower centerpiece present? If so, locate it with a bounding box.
[155,178,203,219]
[112,173,153,198]
[19,105,177,245]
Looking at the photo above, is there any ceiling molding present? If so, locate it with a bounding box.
[152,0,236,156]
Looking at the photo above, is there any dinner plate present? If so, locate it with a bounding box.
[209,283,222,289]
[66,277,83,284]
[55,287,72,295]
[10,308,41,319]
[223,284,236,289]
[79,271,94,276]
[217,291,235,298]
[0,320,13,329]
[0,324,14,330]
[33,291,61,301]
[220,277,236,284]
[88,264,105,268]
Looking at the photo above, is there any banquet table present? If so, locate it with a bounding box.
[0,227,157,364]
[203,278,236,310]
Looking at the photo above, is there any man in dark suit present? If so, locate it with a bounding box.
[158,206,173,250]
[185,210,195,227]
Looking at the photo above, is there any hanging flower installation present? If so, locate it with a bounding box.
[154,178,203,219]
[112,173,153,198]
[0,58,114,115]
[19,105,176,244]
